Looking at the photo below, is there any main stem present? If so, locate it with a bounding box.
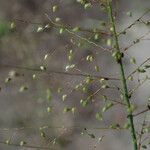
[107,1,138,150]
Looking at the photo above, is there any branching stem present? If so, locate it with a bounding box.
[107,1,138,150]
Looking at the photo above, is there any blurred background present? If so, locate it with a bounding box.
[0,0,150,149]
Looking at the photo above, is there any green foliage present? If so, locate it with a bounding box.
[102,102,113,112]
[46,88,52,101]
[19,85,28,92]
[0,21,10,38]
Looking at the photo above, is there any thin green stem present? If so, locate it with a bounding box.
[107,1,138,150]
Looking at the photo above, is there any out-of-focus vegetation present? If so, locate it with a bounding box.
[0,21,10,37]
[0,0,150,150]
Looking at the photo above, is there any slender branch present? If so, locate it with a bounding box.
[0,125,127,132]
[139,18,150,26]
[86,87,126,106]
[127,57,150,78]
[14,14,111,52]
[109,99,126,106]
[140,133,150,145]
[119,9,150,35]
[0,141,54,150]
[87,87,102,100]
[0,63,119,81]
[133,106,150,117]
[129,76,150,95]
[13,18,111,36]
[138,114,147,150]
[45,14,112,53]
[13,18,42,25]
[124,30,150,51]
[107,1,138,150]
[11,16,113,53]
